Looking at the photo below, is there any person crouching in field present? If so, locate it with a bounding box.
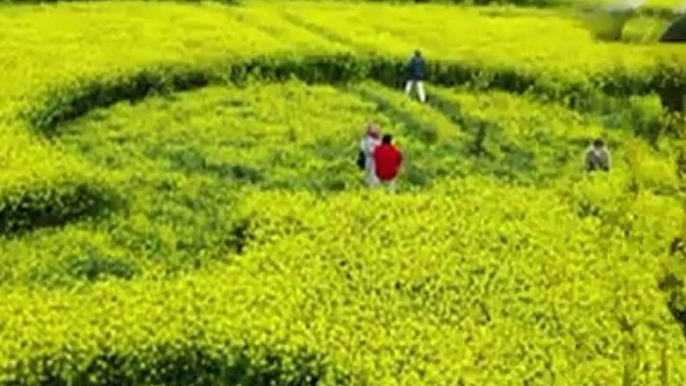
[405,50,427,103]
[359,123,381,186]
[373,134,403,193]
[585,138,611,172]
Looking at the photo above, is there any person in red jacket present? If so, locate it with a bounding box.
[373,134,403,193]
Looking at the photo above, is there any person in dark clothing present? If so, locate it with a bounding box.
[585,138,611,172]
[405,50,427,103]
[373,134,403,193]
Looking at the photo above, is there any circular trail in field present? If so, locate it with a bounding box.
[2,81,456,286]
[3,77,642,286]
[5,70,672,291]
[59,82,403,192]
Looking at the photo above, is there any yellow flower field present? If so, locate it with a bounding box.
[0,0,686,385]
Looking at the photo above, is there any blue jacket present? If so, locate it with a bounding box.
[408,56,426,80]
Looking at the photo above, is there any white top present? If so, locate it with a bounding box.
[360,135,380,156]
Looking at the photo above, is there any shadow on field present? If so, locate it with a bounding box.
[0,182,119,238]
[25,343,352,386]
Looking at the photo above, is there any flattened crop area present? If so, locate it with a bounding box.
[2,1,686,385]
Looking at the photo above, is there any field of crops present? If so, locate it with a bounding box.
[1,0,686,384]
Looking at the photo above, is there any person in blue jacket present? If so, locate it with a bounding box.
[405,50,427,103]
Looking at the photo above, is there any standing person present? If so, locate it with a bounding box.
[585,138,611,172]
[360,123,381,186]
[405,49,427,103]
[373,134,403,193]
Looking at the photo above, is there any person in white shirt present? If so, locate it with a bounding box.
[360,123,381,186]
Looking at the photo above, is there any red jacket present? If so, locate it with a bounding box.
[373,144,403,181]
